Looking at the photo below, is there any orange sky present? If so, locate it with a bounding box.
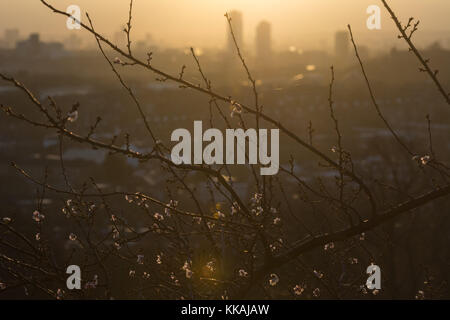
[1,0,449,50]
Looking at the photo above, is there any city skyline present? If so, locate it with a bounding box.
[1,0,450,52]
[1,23,449,58]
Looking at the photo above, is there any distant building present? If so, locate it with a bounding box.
[63,33,83,51]
[3,29,20,48]
[136,33,157,53]
[113,30,126,49]
[16,33,65,58]
[255,21,272,65]
[334,31,349,61]
[17,33,40,52]
[227,10,243,53]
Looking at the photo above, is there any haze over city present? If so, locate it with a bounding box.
[1,0,450,52]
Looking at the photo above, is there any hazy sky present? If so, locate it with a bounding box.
[1,0,449,50]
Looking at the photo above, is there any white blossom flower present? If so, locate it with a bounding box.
[67,110,78,122]
[128,270,135,278]
[413,155,432,165]
[216,211,225,219]
[164,207,171,216]
[231,202,240,215]
[2,217,11,224]
[62,207,69,217]
[181,261,191,271]
[142,272,150,280]
[230,104,242,118]
[252,206,263,216]
[269,273,279,286]
[238,269,248,277]
[273,217,281,225]
[32,210,45,222]
[415,290,425,300]
[293,284,305,296]
[156,254,163,265]
[313,288,321,297]
[420,155,431,165]
[206,261,215,272]
[221,291,229,300]
[154,213,164,221]
[193,217,202,224]
[112,226,120,238]
[0,282,6,290]
[56,288,64,300]
[164,200,178,216]
[313,270,323,279]
[69,233,77,241]
[324,242,335,250]
[35,233,41,241]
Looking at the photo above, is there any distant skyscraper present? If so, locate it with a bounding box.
[227,10,243,53]
[4,29,19,48]
[335,31,349,61]
[27,33,40,51]
[16,33,65,58]
[256,21,272,63]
